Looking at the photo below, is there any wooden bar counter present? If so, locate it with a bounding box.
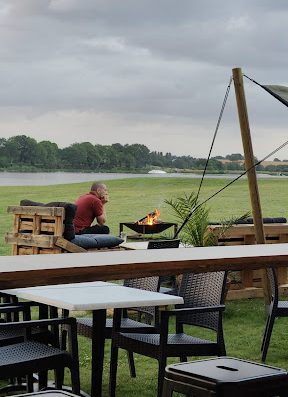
[1,243,288,289]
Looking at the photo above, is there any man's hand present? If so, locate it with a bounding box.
[101,193,109,204]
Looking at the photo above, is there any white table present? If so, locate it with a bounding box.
[3,281,183,397]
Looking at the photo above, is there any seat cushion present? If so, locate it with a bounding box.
[71,234,123,249]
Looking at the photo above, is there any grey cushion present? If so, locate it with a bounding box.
[71,234,124,249]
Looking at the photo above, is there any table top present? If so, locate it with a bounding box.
[3,281,183,311]
[2,243,288,289]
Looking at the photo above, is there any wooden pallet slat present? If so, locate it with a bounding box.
[6,205,85,255]
[209,223,288,299]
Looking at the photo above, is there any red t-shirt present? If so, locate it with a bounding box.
[74,192,104,233]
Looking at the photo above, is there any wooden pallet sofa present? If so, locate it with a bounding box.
[209,217,288,299]
[5,200,123,255]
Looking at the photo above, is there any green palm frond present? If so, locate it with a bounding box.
[165,192,250,247]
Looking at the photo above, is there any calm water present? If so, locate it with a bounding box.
[0,171,284,186]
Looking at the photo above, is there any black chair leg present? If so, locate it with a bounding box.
[26,374,34,393]
[109,345,119,397]
[158,357,167,397]
[38,371,48,390]
[261,314,275,362]
[70,365,81,395]
[126,351,136,378]
[55,369,63,390]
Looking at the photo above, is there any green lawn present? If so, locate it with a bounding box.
[1,176,288,255]
[1,176,288,395]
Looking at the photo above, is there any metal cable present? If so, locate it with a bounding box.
[174,77,233,238]
[174,75,288,239]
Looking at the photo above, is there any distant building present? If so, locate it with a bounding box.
[148,169,167,174]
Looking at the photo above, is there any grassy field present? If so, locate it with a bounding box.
[1,176,288,254]
[1,176,288,396]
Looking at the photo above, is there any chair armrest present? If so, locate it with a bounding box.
[0,317,78,355]
[161,305,225,320]
[0,316,77,330]
[158,305,225,348]
[0,304,28,313]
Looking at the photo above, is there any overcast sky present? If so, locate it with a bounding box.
[0,0,288,159]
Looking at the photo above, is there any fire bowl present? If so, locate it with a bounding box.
[121,222,176,234]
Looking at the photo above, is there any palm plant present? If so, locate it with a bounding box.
[165,192,250,247]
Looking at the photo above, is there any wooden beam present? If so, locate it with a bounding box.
[1,244,288,289]
[233,67,269,303]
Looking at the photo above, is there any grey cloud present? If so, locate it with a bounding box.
[0,0,287,158]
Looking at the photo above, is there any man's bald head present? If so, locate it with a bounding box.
[91,182,106,192]
[90,182,109,203]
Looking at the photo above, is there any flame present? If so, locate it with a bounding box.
[138,208,160,225]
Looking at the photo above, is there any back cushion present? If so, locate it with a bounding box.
[20,199,76,241]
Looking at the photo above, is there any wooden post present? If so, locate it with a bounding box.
[232,67,270,303]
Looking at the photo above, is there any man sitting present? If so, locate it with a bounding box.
[74,182,110,235]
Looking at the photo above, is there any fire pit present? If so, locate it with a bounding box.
[119,209,178,237]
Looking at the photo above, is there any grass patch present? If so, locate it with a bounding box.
[1,176,288,254]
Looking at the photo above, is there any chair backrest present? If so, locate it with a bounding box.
[147,239,180,292]
[147,239,180,249]
[124,276,159,323]
[266,267,278,307]
[176,271,227,331]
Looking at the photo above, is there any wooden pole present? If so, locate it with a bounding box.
[232,67,270,303]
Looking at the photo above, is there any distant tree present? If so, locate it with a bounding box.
[60,143,88,168]
[0,138,8,167]
[126,144,150,168]
[5,135,38,165]
[225,153,244,161]
[37,140,59,168]
[273,158,281,162]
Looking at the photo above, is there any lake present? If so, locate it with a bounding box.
[0,171,283,186]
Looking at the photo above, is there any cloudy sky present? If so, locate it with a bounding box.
[0,0,288,159]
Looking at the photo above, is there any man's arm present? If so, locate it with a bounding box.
[96,193,109,225]
[96,207,107,225]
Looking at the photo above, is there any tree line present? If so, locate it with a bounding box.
[0,135,287,173]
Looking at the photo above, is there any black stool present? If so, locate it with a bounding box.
[162,357,288,397]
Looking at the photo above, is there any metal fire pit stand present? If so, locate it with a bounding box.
[119,222,178,240]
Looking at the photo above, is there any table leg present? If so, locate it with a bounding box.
[91,309,106,397]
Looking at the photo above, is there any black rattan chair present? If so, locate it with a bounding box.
[74,276,159,378]
[0,304,80,395]
[261,267,288,362]
[109,271,227,397]
[147,239,180,294]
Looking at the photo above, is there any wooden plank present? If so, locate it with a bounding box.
[5,233,55,248]
[17,220,60,234]
[55,237,87,253]
[2,243,288,289]
[227,287,263,300]
[227,285,288,300]
[210,224,288,237]
[7,205,65,217]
